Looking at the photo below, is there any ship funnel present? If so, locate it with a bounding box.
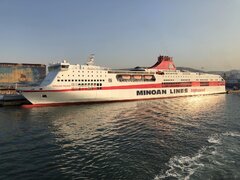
[149,55,176,70]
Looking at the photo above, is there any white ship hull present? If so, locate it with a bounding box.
[21,86,225,105]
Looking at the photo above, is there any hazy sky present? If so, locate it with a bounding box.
[0,0,240,70]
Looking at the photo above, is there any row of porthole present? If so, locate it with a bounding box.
[162,82,192,84]
[62,74,106,77]
[78,83,102,86]
[72,71,107,73]
[57,79,105,82]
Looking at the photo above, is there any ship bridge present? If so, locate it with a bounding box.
[48,60,70,72]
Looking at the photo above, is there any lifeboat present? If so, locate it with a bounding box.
[121,75,131,80]
[144,75,153,80]
[133,75,142,80]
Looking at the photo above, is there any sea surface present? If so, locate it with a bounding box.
[0,94,240,180]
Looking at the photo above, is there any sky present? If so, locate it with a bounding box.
[0,0,240,71]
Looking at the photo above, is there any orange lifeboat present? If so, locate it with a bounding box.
[122,75,131,80]
[144,75,153,80]
[133,75,142,80]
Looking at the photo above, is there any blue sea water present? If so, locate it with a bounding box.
[0,94,240,179]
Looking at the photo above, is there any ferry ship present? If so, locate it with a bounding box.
[18,55,226,106]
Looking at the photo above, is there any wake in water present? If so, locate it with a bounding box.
[154,131,240,180]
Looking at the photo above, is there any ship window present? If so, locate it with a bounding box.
[57,79,60,82]
[61,65,69,69]
[42,94,47,98]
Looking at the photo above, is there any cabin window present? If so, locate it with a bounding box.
[200,82,209,86]
[108,78,112,83]
[42,94,47,98]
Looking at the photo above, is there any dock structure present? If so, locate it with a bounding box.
[0,62,46,106]
[0,62,46,89]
